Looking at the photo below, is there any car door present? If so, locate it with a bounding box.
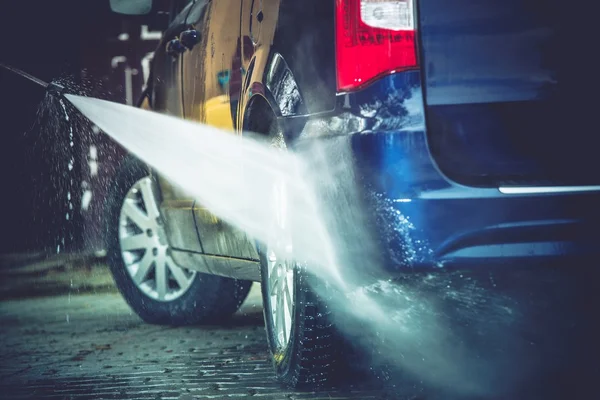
[151,0,207,253]
[149,0,191,117]
[182,0,242,130]
[181,0,258,260]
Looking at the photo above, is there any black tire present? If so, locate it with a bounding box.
[258,117,338,388]
[105,155,252,326]
[260,255,338,388]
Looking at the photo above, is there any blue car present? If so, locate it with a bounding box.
[106,0,599,390]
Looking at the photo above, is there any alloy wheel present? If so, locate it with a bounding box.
[265,178,295,349]
[118,177,196,301]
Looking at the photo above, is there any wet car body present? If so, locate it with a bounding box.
[142,0,600,273]
[111,0,600,390]
[140,0,339,280]
[302,72,600,271]
[287,1,600,272]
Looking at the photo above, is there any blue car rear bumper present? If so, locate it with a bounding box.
[351,130,600,268]
[291,71,600,270]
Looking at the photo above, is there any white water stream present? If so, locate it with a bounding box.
[66,94,529,397]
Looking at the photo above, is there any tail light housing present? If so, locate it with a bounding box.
[335,0,418,92]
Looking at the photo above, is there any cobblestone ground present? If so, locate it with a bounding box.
[2,264,597,400]
[0,285,407,400]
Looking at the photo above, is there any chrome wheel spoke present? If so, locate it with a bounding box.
[167,256,190,289]
[284,276,293,316]
[266,172,295,349]
[120,233,148,252]
[269,265,279,292]
[119,177,196,302]
[132,251,153,285]
[139,178,160,219]
[122,199,150,229]
[155,254,167,300]
[276,287,286,343]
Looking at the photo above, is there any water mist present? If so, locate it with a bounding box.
[66,94,537,398]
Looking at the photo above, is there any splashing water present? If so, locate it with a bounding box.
[65,94,539,397]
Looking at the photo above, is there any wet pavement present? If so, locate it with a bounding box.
[0,285,399,400]
[2,263,598,399]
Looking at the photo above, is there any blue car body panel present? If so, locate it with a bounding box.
[416,0,600,187]
[292,71,600,271]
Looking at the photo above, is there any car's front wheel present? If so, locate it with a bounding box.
[105,156,252,326]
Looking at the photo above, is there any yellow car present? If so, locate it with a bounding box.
[106,0,337,389]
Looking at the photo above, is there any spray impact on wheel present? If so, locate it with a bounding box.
[65,93,537,398]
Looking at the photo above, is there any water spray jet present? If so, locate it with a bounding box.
[3,82,551,398]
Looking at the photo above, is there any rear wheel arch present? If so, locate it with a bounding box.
[240,50,307,134]
[243,93,279,135]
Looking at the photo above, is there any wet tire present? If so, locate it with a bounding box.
[105,155,252,326]
[258,118,338,388]
[260,257,338,388]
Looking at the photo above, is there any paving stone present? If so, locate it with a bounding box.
[0,289,411,399]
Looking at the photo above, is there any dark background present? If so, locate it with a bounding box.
[0,0,160,258]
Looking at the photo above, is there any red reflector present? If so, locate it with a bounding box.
[336,0,418,92]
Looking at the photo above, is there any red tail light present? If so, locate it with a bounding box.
[335,0,418,92]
